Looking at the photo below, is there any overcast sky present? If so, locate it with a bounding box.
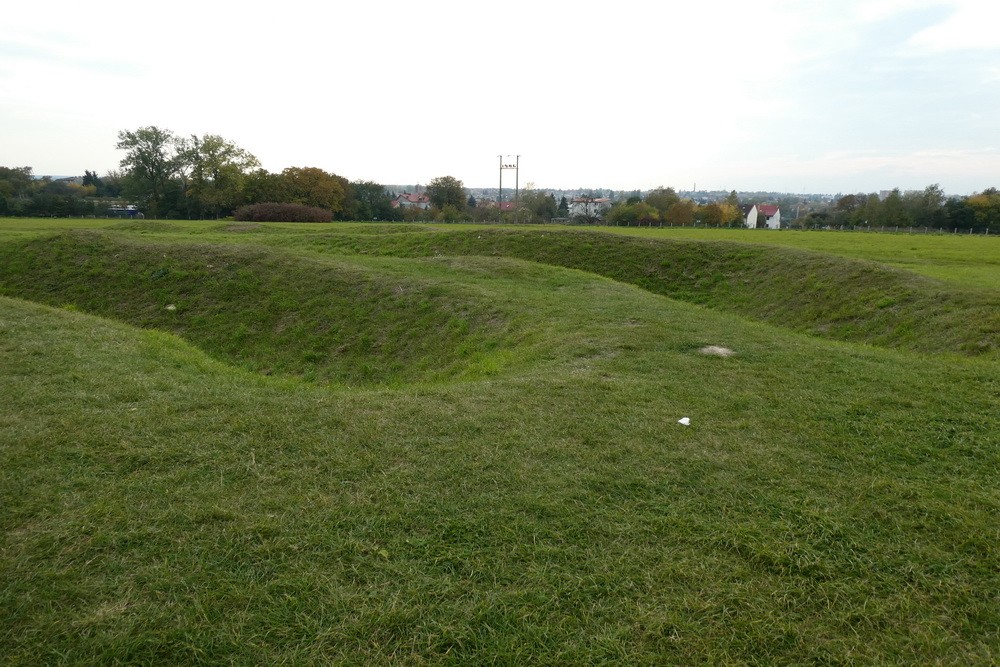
[3,0,998,194]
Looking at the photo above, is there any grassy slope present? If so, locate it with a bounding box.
[247,227,999,357]
[1,221,999,664]
[599,225,1000,290]
[0,231,522,386]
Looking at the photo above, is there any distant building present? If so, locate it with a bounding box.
[391,192,431,210]
[569,197,612,218]
[743,204,781,229]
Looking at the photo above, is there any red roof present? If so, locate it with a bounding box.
[757,204,779,216]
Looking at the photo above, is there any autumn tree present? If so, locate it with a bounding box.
[967,187,1000,229]
[664,200,695,226]
[277,167,349,215]
[699,203,724,226]
[718,202,742,226]
[645,187,680,218]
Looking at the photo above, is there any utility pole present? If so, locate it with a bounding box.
[499,155,520,211]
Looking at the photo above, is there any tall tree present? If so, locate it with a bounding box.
[116,126,182,218]
[182,134,260,218]
[907,184,946,228]
[557,196,569,217]
[426,176,467,210]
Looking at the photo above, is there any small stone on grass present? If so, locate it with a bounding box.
[699,345,734,357]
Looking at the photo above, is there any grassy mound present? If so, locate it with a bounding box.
[2,264,998,663]
[273,228,999,356]
[0,231,515,386]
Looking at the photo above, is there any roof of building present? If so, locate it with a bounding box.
[395,192,430,204]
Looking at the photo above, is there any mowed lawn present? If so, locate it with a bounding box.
[1,219,998,664]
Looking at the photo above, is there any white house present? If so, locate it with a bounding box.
[744,204,781,229]
[391,192,431,210]
[569,197,612,219]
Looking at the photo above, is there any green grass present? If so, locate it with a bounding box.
[1,219,999,664]
[599,225,1000,290]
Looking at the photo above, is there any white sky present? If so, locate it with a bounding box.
[2,0,999,194]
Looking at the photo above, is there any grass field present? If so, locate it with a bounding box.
[1,219,998,664]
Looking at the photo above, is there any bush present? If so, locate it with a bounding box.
[234,202,332,223]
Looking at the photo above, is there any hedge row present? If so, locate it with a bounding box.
[233,202,332,222]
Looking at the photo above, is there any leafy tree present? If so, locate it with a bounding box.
[82,170,103,191]
[645,187,680,218]
[100,170,125,198]
[116,126,183,218]
[967,188,1000,229]
[699,203,724,226]
[876,189,912,227]
[899,184,946,228]
[277,167,349,215]
[0,166,35,202]
[348,181,399,221]
[833,193,865,226]
[426,176,466,210]
[435,204,463,223]
[182,134,260,218]
[944,196,975,230]
[664,200,695,226]
[718,202,742,227]
[608,201,660,226]
[244,169,284,204]
[518,189,559,223]
[861,193,881,226]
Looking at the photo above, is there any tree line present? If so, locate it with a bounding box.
[0,127,407,221]
[2,126,999,229]
[816,185,1000,231]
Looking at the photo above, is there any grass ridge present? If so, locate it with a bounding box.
[0,230,517,386]
[269,227,999,356]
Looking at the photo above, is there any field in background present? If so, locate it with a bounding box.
[1,219,998,664]
[599,225,1000,290]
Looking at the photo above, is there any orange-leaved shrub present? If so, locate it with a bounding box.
[234,202,333,222]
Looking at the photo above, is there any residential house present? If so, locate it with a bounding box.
[743,204,781,229]
[569,197,612,219]
[391,192,431,210]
